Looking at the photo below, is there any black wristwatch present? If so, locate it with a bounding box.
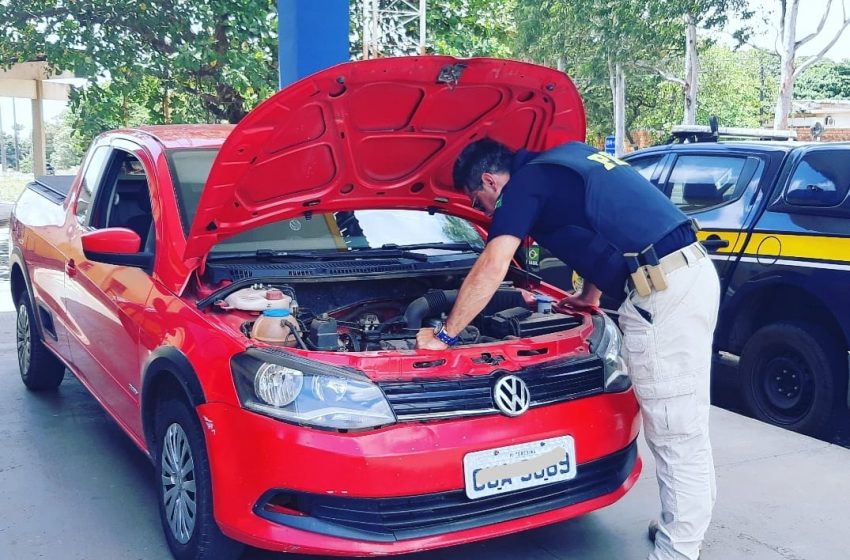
[434,324,460,346]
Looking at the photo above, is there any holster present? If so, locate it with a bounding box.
[641,245,668,292]
[624,252,652,297]
[624,245,670,296]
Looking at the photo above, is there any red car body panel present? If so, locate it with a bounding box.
[9,57,640,556]
[200,394,640,555]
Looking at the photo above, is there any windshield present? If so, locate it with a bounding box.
[167,148,484,254]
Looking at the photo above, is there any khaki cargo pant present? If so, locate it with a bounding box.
[617,243,720,560]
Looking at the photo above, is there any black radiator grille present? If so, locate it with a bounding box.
[379,355,605,420]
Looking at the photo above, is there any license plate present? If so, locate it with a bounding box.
[463,436,576,500]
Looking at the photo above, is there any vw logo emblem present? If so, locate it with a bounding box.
[493,375,531,417]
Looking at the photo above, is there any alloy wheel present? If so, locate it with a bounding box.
[16,304,31,376]
[161,422,197,544]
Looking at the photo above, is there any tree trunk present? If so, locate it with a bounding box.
[609,60,626,156]
[163,89,171,123]
[774,0,799,130]
[683,19,699,125]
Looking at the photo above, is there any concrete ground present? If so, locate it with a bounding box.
[0,307,848,560]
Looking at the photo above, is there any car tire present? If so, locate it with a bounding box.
[155,397,244,560]
[16,295,65,391]
[739,322,843,436]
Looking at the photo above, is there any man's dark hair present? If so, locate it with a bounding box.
[452,138,516,193]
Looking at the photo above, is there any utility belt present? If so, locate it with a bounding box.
[625,241,707,296]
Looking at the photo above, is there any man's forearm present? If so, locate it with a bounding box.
[444,237,518,336]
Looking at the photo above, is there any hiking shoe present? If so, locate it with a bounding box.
[648,520,660,542]
[648,521,701,559]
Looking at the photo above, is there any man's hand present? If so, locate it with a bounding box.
[556,292,598,310]
[556,282,602,311]
[415,328,449,350]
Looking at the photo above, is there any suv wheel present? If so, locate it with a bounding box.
[155,398,243,560]
[16,295,65,391]
[739,322,842,436]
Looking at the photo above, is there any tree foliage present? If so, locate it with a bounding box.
[772,0,850,128]
[515,0,684,145]
[427,0,516,57]
[0,0,279,133]
[794,59,850,99]
[44,110,87,170]
[696,45,780,127]
[350,0,516,58]
[660,0,751,124]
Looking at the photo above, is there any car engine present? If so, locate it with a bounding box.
[213,281,581,352]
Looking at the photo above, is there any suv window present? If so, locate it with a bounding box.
[667,155,750,212]
[628,154,664,185]
[785,150,850,207]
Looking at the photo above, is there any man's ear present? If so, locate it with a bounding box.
[480,172,497,192]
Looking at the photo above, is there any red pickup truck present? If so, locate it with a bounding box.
[9,57,640,560]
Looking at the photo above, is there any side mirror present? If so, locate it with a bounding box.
[785,185,843,207]
[82,228,141,254]
[82,228,153,268]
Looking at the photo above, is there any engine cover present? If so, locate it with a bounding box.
[482,307,582,339]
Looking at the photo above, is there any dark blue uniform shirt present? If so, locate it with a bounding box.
[488,149,695,304]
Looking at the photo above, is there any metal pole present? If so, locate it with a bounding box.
[0,99,5,173]
[32,80,46,176]
[419,0,427,55]
[278,0,350,88]
[362,0,369,59]
[12,98,20,171]
[371,0,380,58]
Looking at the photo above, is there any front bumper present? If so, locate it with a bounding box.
[197,389,640,555]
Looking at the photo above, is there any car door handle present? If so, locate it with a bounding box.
[700,236,730,251]
[65,259,77,277]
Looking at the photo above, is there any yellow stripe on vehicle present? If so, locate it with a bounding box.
[742,232,850,263]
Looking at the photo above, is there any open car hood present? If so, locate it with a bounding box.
[183,56,586,262]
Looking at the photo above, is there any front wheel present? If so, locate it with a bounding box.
[155,398,243,560]
[16,296,65,391]
[739,322,843,436]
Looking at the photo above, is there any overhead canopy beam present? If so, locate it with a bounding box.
[278,0,350,88]
[0,62,76,175]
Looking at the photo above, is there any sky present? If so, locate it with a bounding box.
[724,0,850,61]
[1,0,849,139]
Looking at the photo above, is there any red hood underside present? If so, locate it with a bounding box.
[184,56,586,262]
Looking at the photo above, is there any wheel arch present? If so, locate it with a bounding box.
[721,282,846,355]
[721,281,849,412]
[9,252,55,345]
[141,346,207,461]
[10,248,37,313]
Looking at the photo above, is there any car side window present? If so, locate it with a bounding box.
[628,155,664,186]
[76,146,110,224]
[785,150,850,207]
[90,150,155,250]
[667,155,751,213]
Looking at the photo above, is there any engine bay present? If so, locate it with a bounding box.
[205,274,582,353]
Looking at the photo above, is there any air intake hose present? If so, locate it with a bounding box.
[404,290,459,329]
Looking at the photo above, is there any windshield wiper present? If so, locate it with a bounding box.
[379,242,484,253]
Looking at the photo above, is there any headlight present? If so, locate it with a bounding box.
[231,349,396,430]
[590,313,630,392]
